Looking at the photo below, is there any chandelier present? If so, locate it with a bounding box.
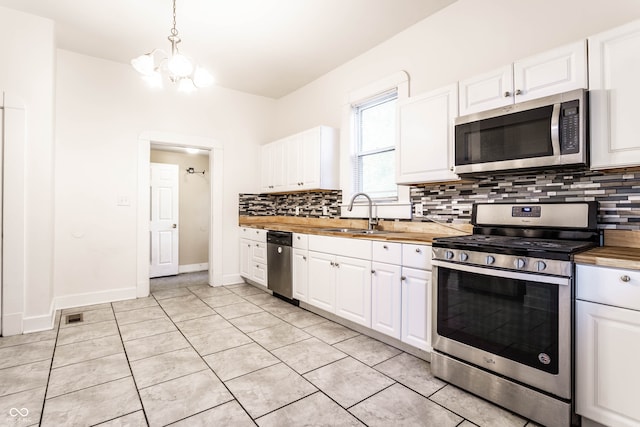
[131,0,213,92]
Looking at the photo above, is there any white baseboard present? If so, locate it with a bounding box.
[223,273,244,286]
[178,263,209,274]
[22,299,56,334]
[2,312,24,336]
[55,287,138,312]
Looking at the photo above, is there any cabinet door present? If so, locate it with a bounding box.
[396,84,459,184]
[371,262,402,339]
[576,300,640,426]
[271,139,287,192]
[251,262,267,287]
[292,248,309,302]
[589,20,640,169]
[335,256,372,327]
[458,65,513,115]
[239,238,252,278]
[514,40,587,103]
[251,241,267,264]
[286,133,304,190]
[300,128,322,190]
[401,267,431,350]
[308,251,336,313]
[260,144,273,193]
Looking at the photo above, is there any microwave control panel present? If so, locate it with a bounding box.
[560,100,580,154]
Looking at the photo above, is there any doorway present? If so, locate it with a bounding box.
[137,132,224,298]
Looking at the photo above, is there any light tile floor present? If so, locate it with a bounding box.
[0,274,540,426]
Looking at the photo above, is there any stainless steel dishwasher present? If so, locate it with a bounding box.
[267,230,294,301]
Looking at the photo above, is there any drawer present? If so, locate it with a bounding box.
[251,241,267,264]
[372,241,402,264]
[402,243,432,270]
[577,264,640,311]
[308,235,372,260]
[293,233,308,250]
[239,227,267,242]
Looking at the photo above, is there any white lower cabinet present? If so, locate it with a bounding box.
[292,248,309,302]
[371,261,402,339]
[401,266,431,351]
[576,264,640,427]
[308,251,372,327]
[238,228,268,288]
[308,251,336,313]
[335,256,372,327]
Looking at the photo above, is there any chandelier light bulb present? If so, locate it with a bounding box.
[193,67,214,88]
[131,54,154,76]
[168,53,194,78]
[177,78,196,93]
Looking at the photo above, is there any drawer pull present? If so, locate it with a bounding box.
[371,270,376,274]
[415,248,422,254]
[297,236,301,240]
[302,256,307,261]
[383,245,388,250]
[330,261,334,267]
[335,263,340,268]
[621,275,631,283]
[401,276,406,281]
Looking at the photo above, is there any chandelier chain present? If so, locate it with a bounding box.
[170,0,178,38]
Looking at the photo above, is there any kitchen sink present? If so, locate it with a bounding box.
[321,228,390,235]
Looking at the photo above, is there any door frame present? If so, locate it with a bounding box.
[137,131,223,297]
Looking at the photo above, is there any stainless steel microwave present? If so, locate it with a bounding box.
[454,89,587,175]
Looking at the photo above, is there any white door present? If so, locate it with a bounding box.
[292,248,309,302]
[150,163,179,278]
[308,251,336,313]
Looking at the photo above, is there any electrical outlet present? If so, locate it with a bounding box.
[413,202,423,217]
[322,206,329,216]
[295,206,300,216]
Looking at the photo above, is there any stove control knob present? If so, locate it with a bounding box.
[514,258,526,269]
[445,251,455,260]
[459,253,469,262]
[485,256,495,265]
[536,261,547,272]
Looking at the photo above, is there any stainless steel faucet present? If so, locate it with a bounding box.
[347,192,378,230]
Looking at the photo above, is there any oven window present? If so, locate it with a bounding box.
[455,105,554,165]
[437,267,559,374]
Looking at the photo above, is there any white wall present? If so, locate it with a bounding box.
[0,6,55,332]
[273,0,640,137]
[54,50,274,306]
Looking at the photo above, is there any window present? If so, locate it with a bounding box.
[353,90,398,200]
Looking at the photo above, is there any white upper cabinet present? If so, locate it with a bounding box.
[261,126,339,193]
[396,84,459,184]
[589,19,640,170]
[459,40,587,116]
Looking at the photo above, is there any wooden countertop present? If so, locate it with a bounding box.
[239,216,472,244]
[574,246,640,270]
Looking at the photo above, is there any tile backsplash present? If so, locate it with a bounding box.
[239,170,640,230]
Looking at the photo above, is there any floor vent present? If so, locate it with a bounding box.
[65,313,84,324]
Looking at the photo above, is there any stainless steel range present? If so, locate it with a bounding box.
[431,202,599,427]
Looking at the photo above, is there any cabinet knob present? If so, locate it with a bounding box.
[303,256,307,261]
[330,261,334,266]
[256,265,259,268]
[335,263,340,268]
[255,243,260,248]
[415,248,422,254]
[504,91,511,97]
[515,89,522,95]
[297,236,301,240]
[371,270,376,274]
[383,245,388,250]
[401,276,407,281]
[450,166,454,171]
[621,275,631,282]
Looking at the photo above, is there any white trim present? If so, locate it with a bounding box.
[178,263,209,274]
[23,299,56,334]
[1,95,27,336]
[54,287,137,312]
[137,131,225,299]
[223,273,244,286]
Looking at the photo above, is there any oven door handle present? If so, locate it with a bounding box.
[550,102,561,156]
[432,260,570,286]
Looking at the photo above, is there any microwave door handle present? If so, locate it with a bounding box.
[550,103,561,155]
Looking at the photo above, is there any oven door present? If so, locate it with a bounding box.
[432,259,571,399]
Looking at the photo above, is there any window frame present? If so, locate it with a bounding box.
[352,89,399,201]
[339,71,411,220]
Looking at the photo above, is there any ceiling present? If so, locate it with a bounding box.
[0,0,456,98]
